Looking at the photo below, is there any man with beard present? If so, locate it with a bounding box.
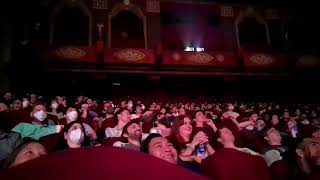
[113,122,142,152]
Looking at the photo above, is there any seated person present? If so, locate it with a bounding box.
[202,126,270,180]
[141,133,178,164]
[4,138,46,168]
[263,128,293,167]
[217,126,260,156]
[168,115,215,158]
[11,105,63,140]
[193,110,217,138]
[58,121,90,150]
[47,100,64,120]
[150,116,172,137]
[105,109,131,139]
[113,122,142,152]
[63,108,98,144]
[141,133,203,173]
[296,138,320,179]
[10,100,22,111]
[131,105,143,120]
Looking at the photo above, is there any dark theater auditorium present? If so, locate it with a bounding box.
[0,0,320,179]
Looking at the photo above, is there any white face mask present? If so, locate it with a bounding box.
[33,110,47,121]
[51,103,59,109]
[22,101,29,108]
[67,111,78,122]
[69,128,84,144]
[127,103,133,109]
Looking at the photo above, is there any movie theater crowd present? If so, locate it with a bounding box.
[0,92,319,180]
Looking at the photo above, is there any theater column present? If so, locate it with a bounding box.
[0,17,12,92]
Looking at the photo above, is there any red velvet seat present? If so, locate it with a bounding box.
[101,137,127,146]
[39,133,63,153]
[269,160,289,180]
[202,148,270,180]
[1,147,208,180]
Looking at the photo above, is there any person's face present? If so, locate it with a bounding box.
[172,107,178,113]
[284,112,290,119]
[195,111,206,123]
[160,108,166,114]
[33,105,46,114]
[135,106,142,114]
[57,96,63,104]
[295,109,301,116]
[126,123,142,140]
[148,137,178,164]
[11,142,46,167]
[218,128,235,144]
[121,101,127,108]
[149,104,156,111]
[264,114,270,121]
[64,123,84,144]
[251,114,258,122]
[266,129,282,144]
[179,108,186,116]
[81,104,89,111]
[257,120,266,130]
[93,101,98,108]
[77,96,83,103]
[308,140,320,163]
[179,117,193,136]
[30,95,37,103]
[104,103,111,110]
[311,111,317,118]
[13,100,22,110]
[119,110,131,123]
[87,99,93,107]
[272,115,279,125]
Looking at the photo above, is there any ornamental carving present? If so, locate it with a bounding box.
[186,52,214,63]
[249,54,274,65]
[55,47,86,58]
[114,49,146,62]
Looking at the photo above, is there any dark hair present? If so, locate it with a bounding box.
[58,121,90,150]
[140,133,162,153]
[114,108,129,122]
[170,115,193,144]
[121,121,139,136]
[4,138,42,168]
[193,110,204,119]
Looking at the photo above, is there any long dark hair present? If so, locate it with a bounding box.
[57,121,90,150]
[170,115,193,144]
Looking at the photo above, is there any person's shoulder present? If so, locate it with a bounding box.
[113,141,124,147]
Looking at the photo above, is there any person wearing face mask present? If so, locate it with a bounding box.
[47,100,64,120]
[11,105,63,140]
[58,121,90,150]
